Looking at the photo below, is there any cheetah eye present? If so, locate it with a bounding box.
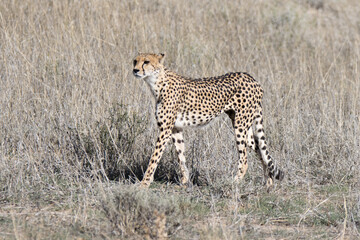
[133,60,137,66]
[144,60,150,65]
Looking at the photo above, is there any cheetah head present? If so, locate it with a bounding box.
[133,53,165,79]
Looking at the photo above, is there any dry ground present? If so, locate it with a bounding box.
[0,0,359,239]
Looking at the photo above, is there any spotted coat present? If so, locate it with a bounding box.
[133,53,284,188]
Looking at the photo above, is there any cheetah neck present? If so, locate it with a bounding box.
[144,69,166,99]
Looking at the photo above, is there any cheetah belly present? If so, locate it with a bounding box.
[174,112,218,128]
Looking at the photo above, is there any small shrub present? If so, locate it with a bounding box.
[68,103,148,181]
[100,186,181,239]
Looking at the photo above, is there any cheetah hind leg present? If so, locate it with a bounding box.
[225,110,250,182]
[172,128,189,185]
[233,117,252,181]
[252,110,284,190]
[247,126,268,180]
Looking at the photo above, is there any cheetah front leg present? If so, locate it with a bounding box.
[141,118,175,187]
[171,128,189,185]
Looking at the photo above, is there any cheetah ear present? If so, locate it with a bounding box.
[158,53,165,64]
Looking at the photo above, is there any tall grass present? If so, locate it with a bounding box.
[0,0,359,238]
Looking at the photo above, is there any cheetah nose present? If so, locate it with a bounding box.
[133,69,139,74]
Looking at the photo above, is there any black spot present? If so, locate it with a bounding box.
[276,170,284,180]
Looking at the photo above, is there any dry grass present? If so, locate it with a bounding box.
[0,0,360,239]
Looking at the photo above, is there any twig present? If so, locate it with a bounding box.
[339,195,347,240]
[297,197,330,227]
[11,211,20,240]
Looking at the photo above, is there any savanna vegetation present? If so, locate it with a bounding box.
[0,0,359,239]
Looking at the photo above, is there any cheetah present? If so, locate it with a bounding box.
[133,53,284,188]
